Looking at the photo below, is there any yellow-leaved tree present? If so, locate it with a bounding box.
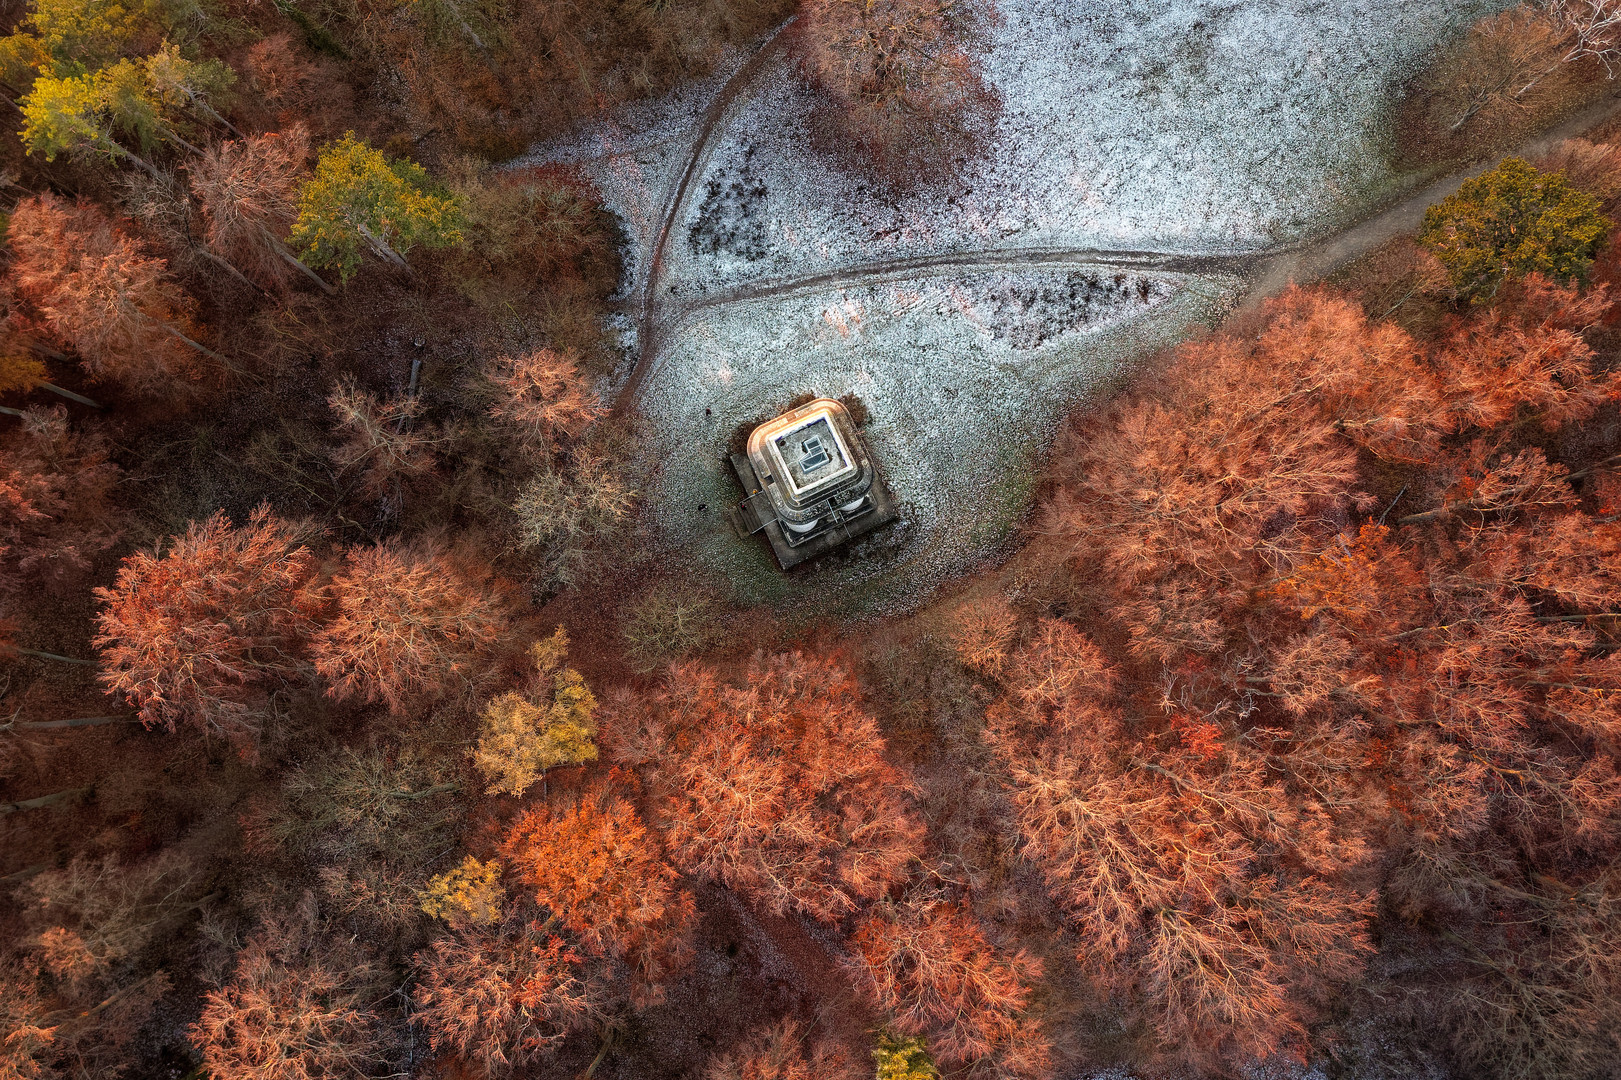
[418,856,504,930]
[290,133,463,281]
[473,628,597,796]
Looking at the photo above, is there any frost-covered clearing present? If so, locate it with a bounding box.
[644,269,1232,611]
[522,0,1512,613]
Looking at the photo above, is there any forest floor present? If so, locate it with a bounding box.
[520,0,1528,619]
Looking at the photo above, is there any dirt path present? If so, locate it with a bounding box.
[1242,89,1621,305]
[623,18,797,416]
[613,42,1621,415]
[656,244,1261,338]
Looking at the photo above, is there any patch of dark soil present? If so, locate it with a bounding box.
[955,271,1174,350]
[687,147,771,263]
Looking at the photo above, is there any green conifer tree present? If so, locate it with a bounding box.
[1420,157,1610,301]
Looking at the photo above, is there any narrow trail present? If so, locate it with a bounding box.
[621,17,797,417]
[1242,89,1621,307]
[655,245,1264,344]
[610,30,1621,416]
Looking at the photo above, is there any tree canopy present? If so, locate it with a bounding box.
[1420,157,1610,299]
[290,133,464,280]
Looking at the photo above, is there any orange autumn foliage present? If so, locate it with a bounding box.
[312,542,513,714]
[601,652,925,921]
[413,920,595,1076]
[188,129,311,291]
[94,506,323,754]
[8,195,208,394]
[849,895,1049,1076]
[950,594,1018,677]
[192,908,389,1080]
[705,1019,861,1080]
[0,406,118,593]
[500,781,695,1007]
[485,347,601,454]
[1044,282,1621,666]
[983,617,1372,1071]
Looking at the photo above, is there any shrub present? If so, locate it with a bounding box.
[513,450,637,592]
[706,1019,861,1080]
[620,582,722,674]
[451,164,617,301]
[326,379,452,499]
[873,1032,937,1080]
[1419,157,1609,300]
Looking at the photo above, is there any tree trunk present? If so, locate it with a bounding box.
[108,140,163,181]
[12,647,95,665]
[0,785,92,815]
[36,381,101,408]
[165,129,206,158]
[355,221,411,270]
[160,323,249,378]
[12,715,131,731]
[1514,58,1566,101]
[185,92,245,140]
[266,227,338,295]
[392,781,461,800]
[193,245,264,293]
[437,0,497,67]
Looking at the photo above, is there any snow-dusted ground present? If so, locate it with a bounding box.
[521,0,1513,613]
[643,269,1234,611]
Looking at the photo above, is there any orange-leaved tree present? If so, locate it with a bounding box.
[0,406,119,593]
[601,651,924,921]
[187,127,330,293]
[848,893,1050,1077]
[413,917,596,1077]
[501,779,695,1006]
[94,506,323,755]
[311,541,513,713]
[7,194,219,394]
[485,347,601,456]
[705,1019,862,1080]
[192,904,391,1080]
[984,618,1373,1071]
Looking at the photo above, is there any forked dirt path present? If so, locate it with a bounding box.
[614,28,1621,418]
[627,19,798,415]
